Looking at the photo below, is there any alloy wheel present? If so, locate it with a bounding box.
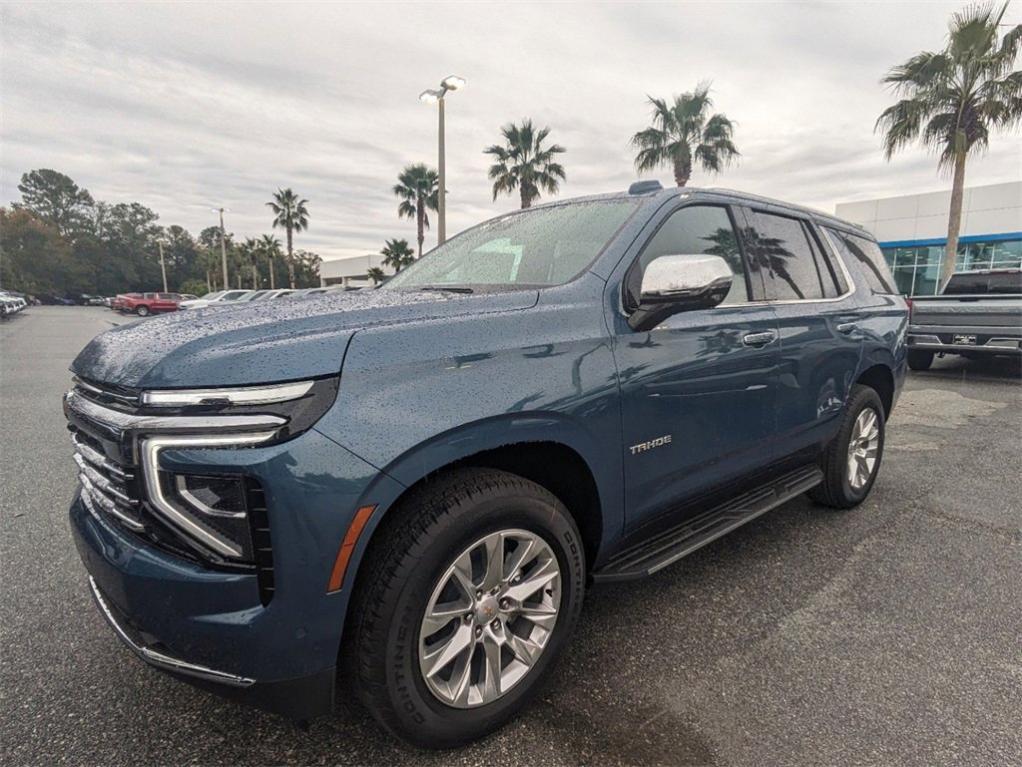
[418,529,561,709]
[847,407,880,490]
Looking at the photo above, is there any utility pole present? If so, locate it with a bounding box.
[218,207,229,289]
[158,241,168,292]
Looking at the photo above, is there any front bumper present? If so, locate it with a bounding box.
[68,425,405,720]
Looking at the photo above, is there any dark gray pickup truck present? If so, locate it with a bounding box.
[907,269,1022,370]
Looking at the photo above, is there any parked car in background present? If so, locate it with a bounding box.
[111,293,141,312]
[84,295,107,306]
[0,291,27,317]
[178,290,250,310]
[119,292,185,317]
[64,183,907,747]
[906,269,1022,370]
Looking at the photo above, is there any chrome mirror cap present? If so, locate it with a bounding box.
[629,254,734,332]
[639,254,733,303]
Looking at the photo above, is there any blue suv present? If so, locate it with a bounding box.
[65,182,907,747]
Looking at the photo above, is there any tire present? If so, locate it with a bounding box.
[810,384,886,509]
[346,468,585,748]
[135,305,150,316]
[907,349,933,371]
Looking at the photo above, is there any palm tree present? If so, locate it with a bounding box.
[381,238,416,273]
[632,82,739,187]
[367,266,386,286]
[239,237,260,288]
[484,119,566,209]
[266,188,310,288]
[393,165,439,258]
[876,3,1021,290]
[258,234,282,290]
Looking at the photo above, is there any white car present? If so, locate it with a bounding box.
[177,290,251,310]
[0,291,27,317]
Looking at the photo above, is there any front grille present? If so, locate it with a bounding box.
[72,431,145,532]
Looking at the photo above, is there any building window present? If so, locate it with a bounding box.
[881,238,1021,296]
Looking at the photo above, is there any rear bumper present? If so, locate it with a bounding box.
[908,325,1022,355]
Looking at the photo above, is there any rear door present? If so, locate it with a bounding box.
[738,207,862,459]
[612,202,781,531]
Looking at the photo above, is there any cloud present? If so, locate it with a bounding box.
[2,1,1019,262]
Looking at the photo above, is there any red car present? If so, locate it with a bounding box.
[119,292,184,316]
[110,293,141,311]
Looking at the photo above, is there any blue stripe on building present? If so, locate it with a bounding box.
[878,231,1022,249]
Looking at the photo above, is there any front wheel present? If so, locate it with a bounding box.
[135,305,150,317]
[346,468,585,748]
[810,384,886,509]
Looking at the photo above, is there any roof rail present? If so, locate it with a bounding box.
[703,187,869,232]
[628,180,663,195]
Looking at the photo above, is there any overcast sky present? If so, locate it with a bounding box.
[2,1,1019,261]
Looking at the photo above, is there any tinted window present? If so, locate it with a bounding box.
[748,212,824,300]
[384,200,639,290]
[826,229,896,294]
[944,271,1022,295]
[634,205,750,305]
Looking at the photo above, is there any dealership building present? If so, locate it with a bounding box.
[835,181,1021,296]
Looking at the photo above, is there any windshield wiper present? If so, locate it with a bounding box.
[418,285,474,294]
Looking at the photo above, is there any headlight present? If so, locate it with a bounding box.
[135,376,338,561]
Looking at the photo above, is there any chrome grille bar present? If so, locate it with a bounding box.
[71,433,132,480]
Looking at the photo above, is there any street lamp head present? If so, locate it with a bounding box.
[441,75,466,91]
[419,89,441,104]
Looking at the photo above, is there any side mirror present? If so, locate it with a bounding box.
[628,254,734,331]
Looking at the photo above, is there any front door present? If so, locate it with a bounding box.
[611,202,780,531]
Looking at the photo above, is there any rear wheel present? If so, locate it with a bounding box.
[135,305,150,317]
[346,468,585,748]
[810,384,885,509]
[907,349,933,371]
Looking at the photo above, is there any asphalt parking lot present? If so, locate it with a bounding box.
[2,306,1020,766]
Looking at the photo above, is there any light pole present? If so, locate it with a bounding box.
[419,75,465,246]
[157,240,168,292]
[211,207,230,289]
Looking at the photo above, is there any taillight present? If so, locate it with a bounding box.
[905,297,913,318]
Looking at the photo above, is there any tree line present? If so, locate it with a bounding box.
[0,172,322,298]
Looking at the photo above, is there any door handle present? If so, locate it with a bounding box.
[742,331,777,348]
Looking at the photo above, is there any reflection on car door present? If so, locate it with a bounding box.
[611,203,781,532]
[738,207,863,460]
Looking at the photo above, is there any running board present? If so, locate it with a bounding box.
[593,465,823,582]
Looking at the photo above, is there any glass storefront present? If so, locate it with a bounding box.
[880,236,1022,296]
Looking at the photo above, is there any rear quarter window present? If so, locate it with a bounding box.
[825,229,897,295]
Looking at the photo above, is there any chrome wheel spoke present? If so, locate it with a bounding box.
[480,532,505,592]
[517,602,559,630]
[422,622,473,678]
[503,537,535,581]
[506,557,558,602]
[422,600,469,635]
[506,631,542,667]
[481,635,503,700]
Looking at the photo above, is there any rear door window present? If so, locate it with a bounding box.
[825,228,897,295]
[746,211,825,300]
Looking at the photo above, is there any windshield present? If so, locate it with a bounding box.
[200,291,224,300]
[383,200,639,291]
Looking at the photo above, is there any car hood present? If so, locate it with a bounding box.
[72,288,539,389]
